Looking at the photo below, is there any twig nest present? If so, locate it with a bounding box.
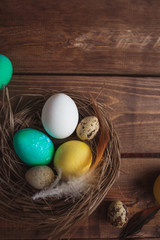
[76,116,99,141]
[0,88,121,240]
[25,166,55,190]
[107,201,128,228]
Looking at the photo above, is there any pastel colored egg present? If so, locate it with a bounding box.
[54,140,92,178]
[13,128,54,166]
[41,93,79,139]
[153,175,160,203]
[25,166,55,190]
[76,116,99,141]
[0,54,13,89]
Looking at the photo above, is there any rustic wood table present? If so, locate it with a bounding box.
[1,0,160,239]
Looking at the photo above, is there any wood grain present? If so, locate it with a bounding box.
[3,75,160,154]
[70,158,160,239]
[0,158,160,239]
[1,0,160,74]
[1,2,160,240]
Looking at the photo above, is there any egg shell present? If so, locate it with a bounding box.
[13,128,54,166]
[76,116,99,141]
[0,54,13,89]
[108,201,128,228]
[41,93,79,139]
[54,140,92,178]
[153,175,160,203]
[25,166,55,189]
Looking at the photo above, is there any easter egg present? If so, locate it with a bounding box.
[25,166,55,189]
[54,140,92,178]
[0,54,13,89]
[108,201,128,228]
[13,128,54,166]
[76,116,100,141]
[41,93,79,139]
[153,175,160,203]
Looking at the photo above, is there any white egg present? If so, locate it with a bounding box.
[41,93,79,139]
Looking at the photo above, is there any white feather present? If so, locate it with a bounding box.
[32,170,94,200]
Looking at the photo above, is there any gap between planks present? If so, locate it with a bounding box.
[13,73,160,78]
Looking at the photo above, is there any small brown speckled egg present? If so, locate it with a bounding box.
[25,166,54,190]
[107,201,128,228]
[76,116,99,141]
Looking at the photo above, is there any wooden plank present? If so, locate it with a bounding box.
[70,158,160,239]
[3,238,160,240]
[0,158,160,239]
[2,75,160,154]
[1,0,160,74]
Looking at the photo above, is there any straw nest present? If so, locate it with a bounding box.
[0,88,120,240]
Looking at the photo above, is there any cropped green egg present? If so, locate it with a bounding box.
[0,54,13,89]
[13,128,54,166]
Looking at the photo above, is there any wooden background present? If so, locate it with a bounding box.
[1,0,160,239]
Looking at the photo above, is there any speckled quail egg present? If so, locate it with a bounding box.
[107,201,128,228]
[76,116,99,141]
[25,166,55,190]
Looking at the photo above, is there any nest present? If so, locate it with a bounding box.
[0,88,120,240]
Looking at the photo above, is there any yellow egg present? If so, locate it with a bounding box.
[153,175,160,203]
[54,140,92,178]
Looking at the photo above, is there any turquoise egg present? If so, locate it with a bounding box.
[13,128,54,166]
[0,54,13,89]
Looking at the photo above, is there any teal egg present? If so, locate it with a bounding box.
[0,54,13,89]
[13,128,54,166]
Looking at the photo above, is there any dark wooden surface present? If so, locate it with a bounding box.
[1,0,160,239]
[1,0,160,75]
